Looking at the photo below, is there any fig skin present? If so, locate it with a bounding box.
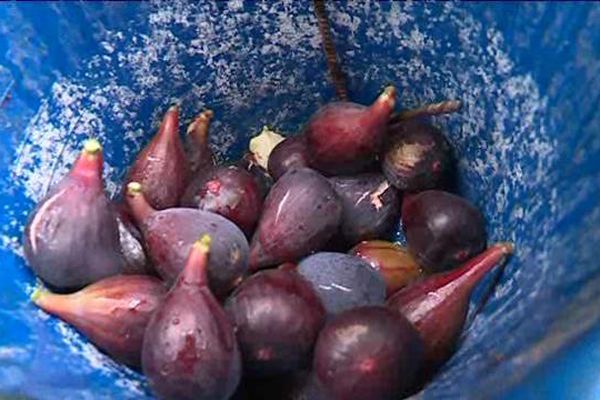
[24,139,125,292]
[235,153,274,200]
[186,109,216,174]
[268,136,311,180]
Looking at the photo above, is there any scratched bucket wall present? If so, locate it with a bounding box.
[1,2,599,399]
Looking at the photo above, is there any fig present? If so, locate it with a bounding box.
[32,275,165,367]
[186,109,216,174]
[115,205,150,275]
[305,86,396,175]
[142,235,241,400]
[23,139,125,292]
[268,136,311,180]
[249,168,342,271]
[235,153,273,200]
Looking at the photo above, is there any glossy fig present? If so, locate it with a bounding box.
[402,190,486,273]
[387,243,513,370]
[268,136,311,180]
[186,109,216,174]
[126,182,248,298]
[305,86,396,175]
[249,168,342,271]
[383,120,453,191]
[329,173,400,245]
[181,165,262,236]
[350,240,422,297]
[115,205,150,275]
[235,153,273,200]
[32,275,165,367]
[125,105,189,209]
[23,139,125,292]
[225,269,325,377]
[142,235,241,400]
[298,252,386,316]
[314,306,423,400]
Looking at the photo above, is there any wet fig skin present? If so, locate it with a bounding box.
[387,243,513,370]
[32,275,165,367]
[402,190,487,273]
[126,183,249,298]
[181,165,262,236]
[305,86,396,175]
[125,105,190,210]
[186,109,215,174]
[267,136,311,180]
[225,269,325,377]
[24,139,125,292]
[142,236,242,400]
[314,306,424,400]
[235,153,274,200]
[329,173,400,245]
[249,168,342,271]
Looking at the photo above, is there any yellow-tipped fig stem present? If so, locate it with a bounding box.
[83,138,102,155]
[127,182,143,196]
[30,285,47,303]
[194,234,212,253]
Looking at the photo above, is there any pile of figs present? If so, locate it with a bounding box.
[24,87,513,400]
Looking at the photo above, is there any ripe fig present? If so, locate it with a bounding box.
[186,109,216,174]
[235,153,273,200]
[268,136,311,180]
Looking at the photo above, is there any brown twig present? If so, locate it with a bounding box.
[313,0,349,101]
[390,100,462,123]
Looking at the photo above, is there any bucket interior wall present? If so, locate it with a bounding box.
[0,2,599,399]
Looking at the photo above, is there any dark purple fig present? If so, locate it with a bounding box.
[314,306,423,400]
[181,166,262,236]
[225,269,325,377]
[402,190,486,273]
[186,109,216,174]
[383,120,453,191]
[249,168,342,271]
[142,235,241,400]
[23,139,125,292]
[126,182,248,298]
[125,105,190,210]
[32,275,165,367]
[268,136,311,180]
[243,371,328,400]
[305,86,396,175]
[235,153,273,200]
[115,205,150,275]
[297,252,386,317]
[387,243,513,370]
[350,240,423,297]
[329,173,400,245]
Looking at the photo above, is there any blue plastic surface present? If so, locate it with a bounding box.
[0,2,599,399]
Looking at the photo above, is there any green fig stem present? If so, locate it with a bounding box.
[71,138,104,183]
[30,285,47,303]
[125,182,155,224]
[391,99,462,123]
[180,234,212,287]
[83,138,102,155]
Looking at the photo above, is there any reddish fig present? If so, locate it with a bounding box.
[305,86,396,175]
[181,166,262,236]
[329,173,400,245]
[314,306,423,400]
[225,269,325,377]
[125,105,189,209]
[126,182,248,298]
[23,139,125,292]
[249,168,342,271]
[402,190,486,273]
[387,243,513,370]
[115,205,150,275]
[186,109,216,174]
[268,136,311,180]
[350,240,423,297]
[383,120,453,191]
[142,235,241,400]
[32,275,165,367]
[235,153,273,200]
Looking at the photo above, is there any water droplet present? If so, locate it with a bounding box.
[172,318,180,325]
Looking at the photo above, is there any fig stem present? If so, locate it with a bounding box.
[180,234,212,286]
[30,285,47,303]
[125,182,156,223]
[313,0,349,101]
[187,110,214,137]
[390,100,462,123]
[83,138,102,155]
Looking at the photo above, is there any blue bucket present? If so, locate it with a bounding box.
[1,2,599,399]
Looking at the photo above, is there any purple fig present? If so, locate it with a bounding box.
[181,165,263,236]
[23,139,125,292]
[225,269,325,377]
[249,168,342,271]
[186,109,216,174]
[32,275,165,367]
[235,153,273,200]
[142,235,242,400]
[383,120,453,191]
[126,182,248,298]
[387,243,513,370]
[314,306,423,400]
[350,240,423,297]
[402,190,486,273]
[305,86,396,175]
[268,136,311,180]
[125,105,190,210]
[329,173,400,245]
[115,205,150,275]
